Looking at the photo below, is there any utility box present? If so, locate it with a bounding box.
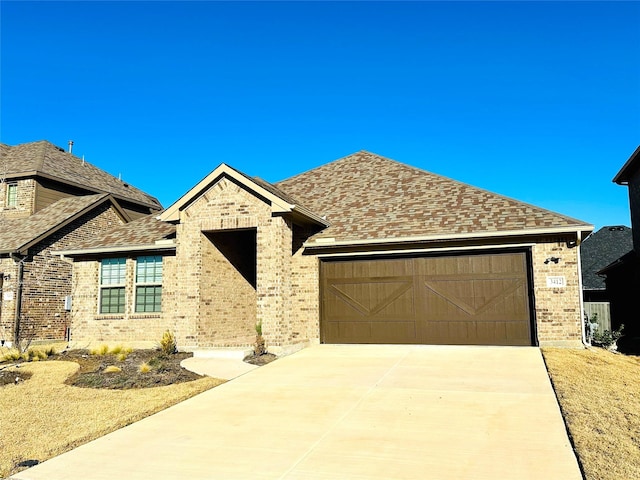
[64,295,72,311]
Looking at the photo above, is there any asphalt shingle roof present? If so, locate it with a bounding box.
[276,150,591,243]
[69,213,176,250]
[0,140,161,209]
[580,226,633,290]
[0,194,113,253]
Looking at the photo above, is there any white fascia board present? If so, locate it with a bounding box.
[304,225,594,249]
[315,242,537,258]
[54,242,176,257]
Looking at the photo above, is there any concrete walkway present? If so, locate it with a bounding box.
[12,345,581,480]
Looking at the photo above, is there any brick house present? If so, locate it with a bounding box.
[58,151,592,353]
[0,140,162,346]
[600,145,640,339]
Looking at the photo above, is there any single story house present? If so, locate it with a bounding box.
[57,151,593,353]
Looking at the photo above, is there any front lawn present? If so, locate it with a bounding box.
[0,348,224,478]
[543,347,640,480]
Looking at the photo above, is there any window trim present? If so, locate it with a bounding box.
[134,255,163,313]
[6,182,17,207]
[99,258,126,314]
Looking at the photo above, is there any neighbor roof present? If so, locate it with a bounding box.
[276,150,593,245]
[56,213,177,256]
[580,226,633,290]
[0,140,162,210]
[613,145,640,185]
[0,194,128,255]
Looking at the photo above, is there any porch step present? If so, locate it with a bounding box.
[189,348,254,360]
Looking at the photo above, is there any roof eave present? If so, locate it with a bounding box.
[303,225,594,250]
[613,145,640,185]
[55,241,177,257]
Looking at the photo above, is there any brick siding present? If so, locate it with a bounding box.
[0,203,125,344]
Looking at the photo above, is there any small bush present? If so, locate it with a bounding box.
[138,362,151,373]
[21,349,49,362]
[592,324,625,349]
[103,365,121,374]
[116,352,128,362]
[1,348,21,362]
[158,330,177,355]
[90,344,109,356]
[109,345,124,355]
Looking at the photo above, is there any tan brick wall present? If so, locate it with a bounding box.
[289,225,321,346]
[70,254,178,346]
[0,179,36,219]
[0,258,19,345]
[176,177,272,348]
[531,237,583,347]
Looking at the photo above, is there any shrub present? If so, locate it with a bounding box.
[90,344,109,356]
[158,330,177,355]
[1,348,21,362]
[138,362,151,373]
[592,324,625,349]
[103,365,121,374]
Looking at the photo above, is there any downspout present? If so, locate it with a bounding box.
[574,230,589,347]
[11,253,24,346]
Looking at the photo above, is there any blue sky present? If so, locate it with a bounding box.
[2,1,639,231]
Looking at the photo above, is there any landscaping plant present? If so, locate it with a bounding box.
[159,330,177,355]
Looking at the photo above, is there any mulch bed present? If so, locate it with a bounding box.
[1,348,278,389]
[1,349,202,389]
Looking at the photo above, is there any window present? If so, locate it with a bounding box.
[6,183,17,207]
[100,258,126,314]
[135,256,162,312]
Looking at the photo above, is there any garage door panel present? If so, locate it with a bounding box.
[321,252,533,346]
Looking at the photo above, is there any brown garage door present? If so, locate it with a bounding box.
[320,252,533,346]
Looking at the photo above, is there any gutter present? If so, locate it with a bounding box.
[55,240,176,258]
[304,225,594,249]
[11,253,24,346]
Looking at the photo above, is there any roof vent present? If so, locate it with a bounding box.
[68,140,74,154]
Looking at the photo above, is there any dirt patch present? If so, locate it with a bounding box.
[244,352,277,366]
[0,367,33,386]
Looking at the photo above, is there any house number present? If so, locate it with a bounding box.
[546,276,566,288]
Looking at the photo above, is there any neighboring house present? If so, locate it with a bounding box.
[0,140,162,346]
[57,151,593,352]
[603,145,640,338]
[579,225,633,333]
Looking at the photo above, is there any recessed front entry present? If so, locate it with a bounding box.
[320,251,534,346]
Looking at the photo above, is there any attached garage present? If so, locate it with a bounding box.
[321,251,534,346]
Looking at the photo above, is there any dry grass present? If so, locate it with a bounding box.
[543,347,640,480]
[0,360,224,478]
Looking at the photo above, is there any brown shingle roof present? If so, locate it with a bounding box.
[0,140,162,209]
[0,194,119,254]
[68,213,176,251]
[276,150,591,243]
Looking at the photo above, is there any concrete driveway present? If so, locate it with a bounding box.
[12,345,581,480]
